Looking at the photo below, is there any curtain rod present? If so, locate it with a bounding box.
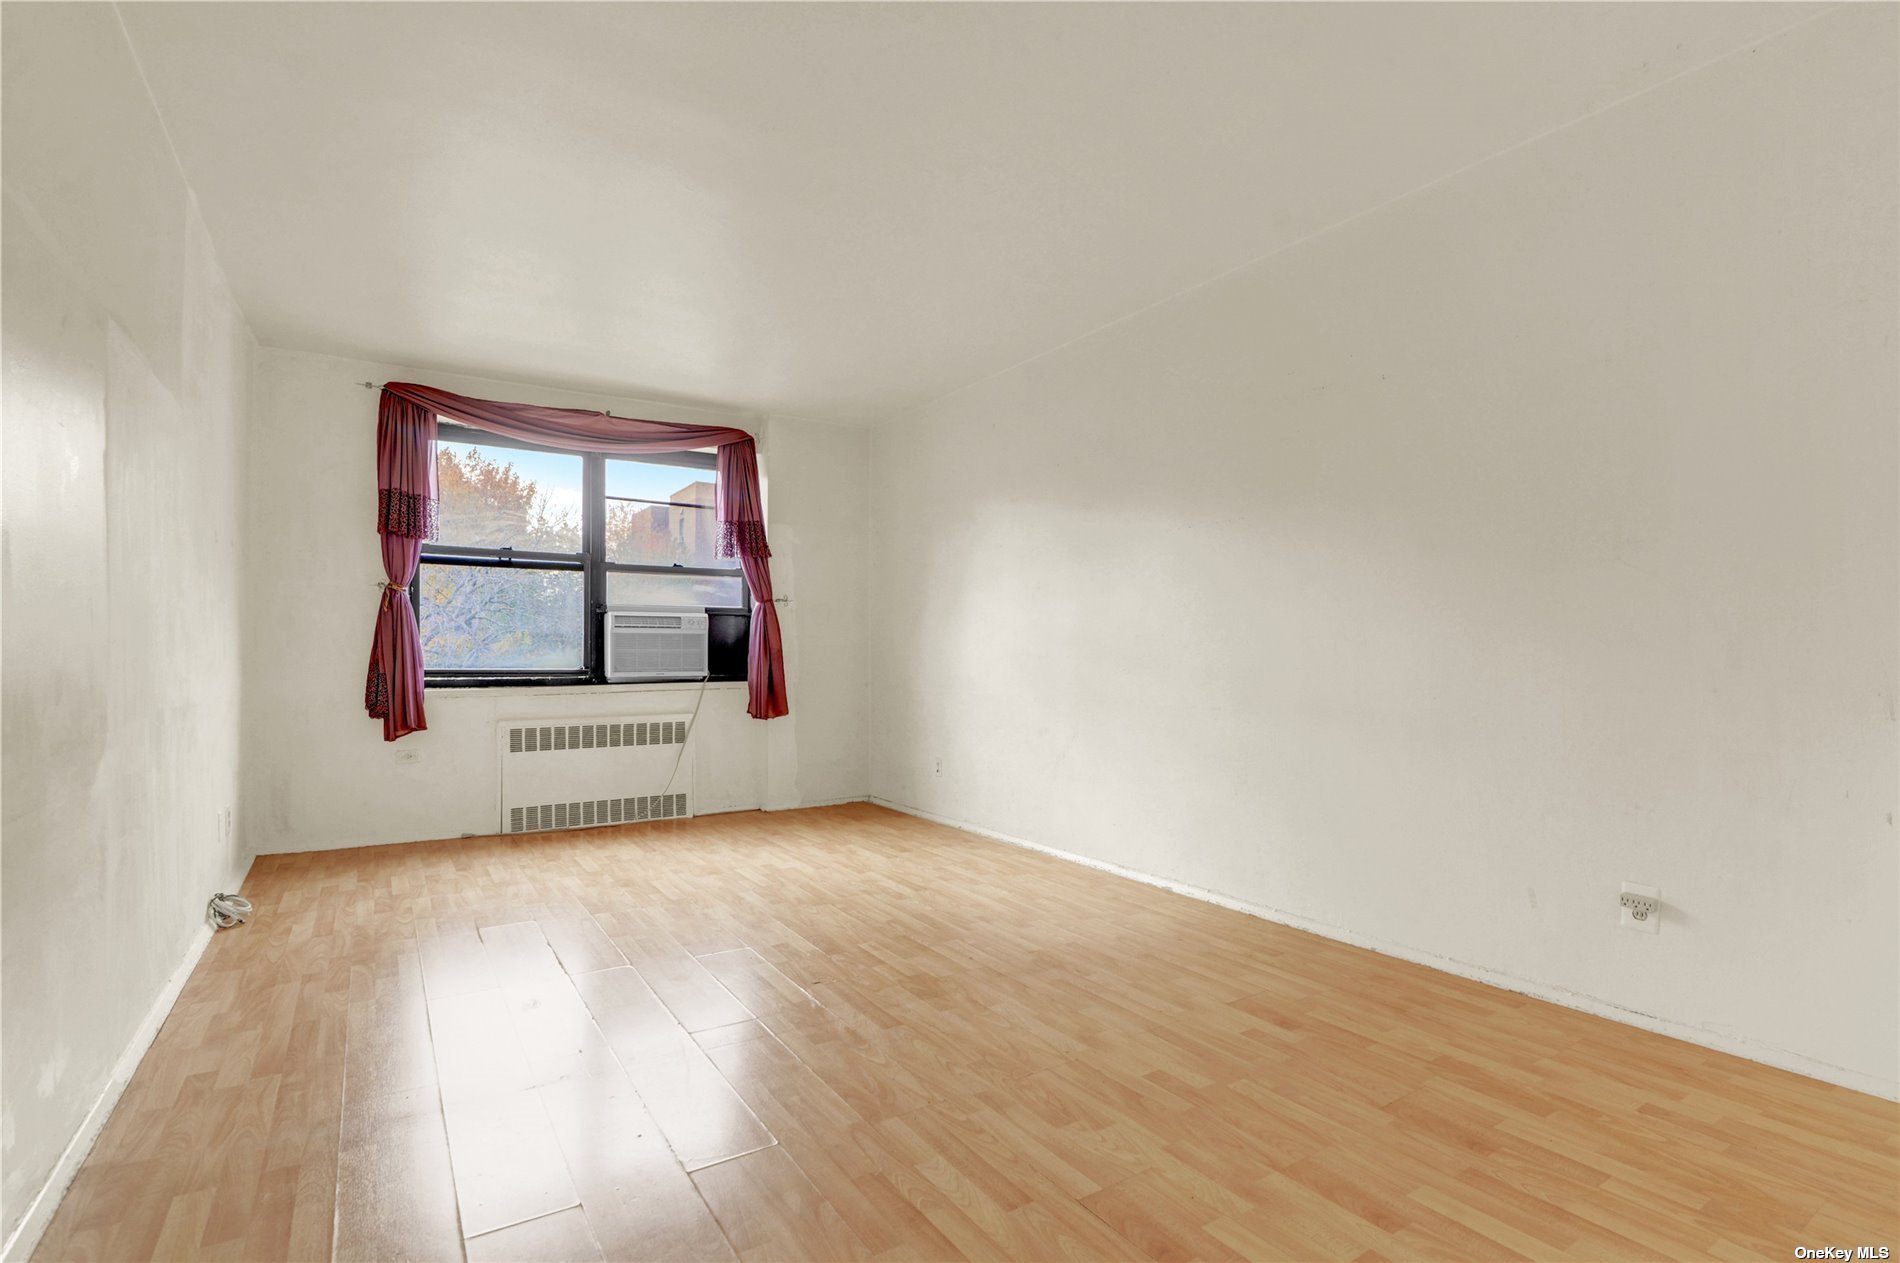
[361,381,636,419]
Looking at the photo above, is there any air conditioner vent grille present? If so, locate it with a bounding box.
[605,607,708,681]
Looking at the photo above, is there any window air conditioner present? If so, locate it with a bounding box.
[604,608,709,681]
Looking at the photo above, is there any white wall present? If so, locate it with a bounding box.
[869,7,1899,1096]
[1,4,255,1247]
[752,412,872,810]
[241,349,868,854]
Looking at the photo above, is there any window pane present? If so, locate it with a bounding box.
[605,458,724,568]
[437,439,583,553]
[606,571,747,609]
[419,565,584,671]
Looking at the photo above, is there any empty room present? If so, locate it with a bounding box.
[3,2,1896,1261]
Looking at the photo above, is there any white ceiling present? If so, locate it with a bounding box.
[119,2,1805,422]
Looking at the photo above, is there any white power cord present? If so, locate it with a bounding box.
[207,893,252,929]
[659,674,712,799]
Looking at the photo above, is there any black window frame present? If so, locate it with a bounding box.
[415,421,750,688]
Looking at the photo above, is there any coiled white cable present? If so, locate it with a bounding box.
[207,892,252,929]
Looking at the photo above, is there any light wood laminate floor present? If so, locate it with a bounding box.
[33,803,1898,1262]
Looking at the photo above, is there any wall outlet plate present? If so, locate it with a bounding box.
[1619,882,1661,934]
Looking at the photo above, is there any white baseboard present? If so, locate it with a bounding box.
[869,797,1899,1102]
[2,917,221,1262]
[770,794,869,811]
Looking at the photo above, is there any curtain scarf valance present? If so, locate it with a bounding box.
[365,382,788,741]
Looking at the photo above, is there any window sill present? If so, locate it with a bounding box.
[426,680,749,699]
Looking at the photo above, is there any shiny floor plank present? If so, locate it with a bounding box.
[690,1145,874,1262]
[464,1206,604,1263]
[30,802,1900,1262]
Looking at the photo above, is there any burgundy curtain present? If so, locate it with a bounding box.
[366,382,789,739]
[717,439,788,719]
[365,391,437,741]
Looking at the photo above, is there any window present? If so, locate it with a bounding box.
[416,422,749,686]
[602,457,749,609]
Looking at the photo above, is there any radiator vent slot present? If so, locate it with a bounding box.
[506,793,690,834]
[506,719,688,753]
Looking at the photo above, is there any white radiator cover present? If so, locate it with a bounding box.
[498,715,695,835]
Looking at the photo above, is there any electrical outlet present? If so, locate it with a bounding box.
[1619,882,1661,934]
